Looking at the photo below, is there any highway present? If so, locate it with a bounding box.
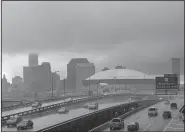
[2,95,140,132]
[102,98,184,131]
[2,96,87,117]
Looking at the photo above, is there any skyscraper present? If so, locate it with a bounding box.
[67,58,95,91]
[171,58,180,85]
[23,54,52,93]
[29,53,38,67]
[2,74,9,93]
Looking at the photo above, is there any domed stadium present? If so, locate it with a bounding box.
[82,67,156,94]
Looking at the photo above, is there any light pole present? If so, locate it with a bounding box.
[89,76,90,95]
[51,71,59,100]
[63,78,66,95]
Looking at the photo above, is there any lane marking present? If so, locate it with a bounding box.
[142,124,151,131]
[163,116,175,131]
[167,127,184,130]
[170,123,184,126]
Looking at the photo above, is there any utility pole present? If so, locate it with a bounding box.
[64,78,66,95]
[51,73,53,100]
[88,77,90,95]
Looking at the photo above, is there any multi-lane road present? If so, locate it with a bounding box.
[2,95,138,132]
[2,97,87,117]
[102,97,184,131]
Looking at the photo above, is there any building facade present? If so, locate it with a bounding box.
[2,74,9,93]
[23,62,52,93]
[12,76,23,94]
[171,58,180,85]
[29,53,38,67]
[76,63,95,90]
[67,58,91,91]
[52,72,60,90]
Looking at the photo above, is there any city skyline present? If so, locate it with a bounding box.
[2,1,184,82]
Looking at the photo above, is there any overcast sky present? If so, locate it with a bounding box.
[2,1,184,82]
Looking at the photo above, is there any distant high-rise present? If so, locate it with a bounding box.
[29,53,38,67]
[171,58,180,85]
[2,74,8,93]
[67,58,95,91]
[23,62,52,93]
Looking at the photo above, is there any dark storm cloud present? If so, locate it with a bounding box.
[2,1,184,53]
[2,1,184,77]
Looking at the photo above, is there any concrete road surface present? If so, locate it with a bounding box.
[103,98,184,131]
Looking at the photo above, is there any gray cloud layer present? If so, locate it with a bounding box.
[2,1,184,75]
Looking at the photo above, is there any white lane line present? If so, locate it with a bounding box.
[170,123,184,126]
[142,124,151,131]
[163,116,175,131]
[167,127,184,130]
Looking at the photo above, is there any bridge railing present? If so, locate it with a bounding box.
[2,93,124,125]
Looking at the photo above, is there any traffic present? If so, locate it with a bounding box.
[101,96,184,132]
[2,93,139,131]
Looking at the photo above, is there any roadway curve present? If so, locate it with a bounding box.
[2,94,146,132]
[2,97,87,117]
[102,98,184,131]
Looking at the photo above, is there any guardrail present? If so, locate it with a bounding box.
[2,95,88,111]
[89,106,146,132]
[2,93,124,124]
[1,96,99,123]
[37,99,160,132]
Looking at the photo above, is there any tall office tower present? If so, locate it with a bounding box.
[2,74,8,93]
[171,58,180,85]
[52,72,60,90]
[76,63,95,90]
[28,53,38,67]
[12,76,23,90]
[23,62,52,93]
[67,58,91,91]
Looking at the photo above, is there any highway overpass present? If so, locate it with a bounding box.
[2,93,150,132]
[2,91,183,132]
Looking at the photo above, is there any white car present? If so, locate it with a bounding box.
[64,97,73,102]
[84,103,90,108]
[88,102,98,110]
[32,101,42,109]
[148,107,158,116]
[57,107,69,114]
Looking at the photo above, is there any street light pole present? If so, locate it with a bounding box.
[51,73,53,100]
[64,78,66,95]
[89,77,90,95]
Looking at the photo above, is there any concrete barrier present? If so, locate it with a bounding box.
[2,93,123,124]
[37,100,160,132]
[2,95,88,111]
[89,106,145,132]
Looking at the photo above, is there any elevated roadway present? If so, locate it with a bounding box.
[2,94,143,132]
[102,98,184,131]
[2,96,87,117]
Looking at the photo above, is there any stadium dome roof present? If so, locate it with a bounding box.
[86,68,155,80]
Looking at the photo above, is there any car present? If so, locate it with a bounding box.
[171,103,178,109]
[127,122,139,131]
[17,120,33,130]
[6,116,22,127]
[164,100,170,105]
[32,101,42,109]
[64,97,73,102]
[163,111,172,119]
[109,117,124,130]
[84,103,90,108]
[148,107,158,116]
[88,102,98,110]
[57,107,69,114]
